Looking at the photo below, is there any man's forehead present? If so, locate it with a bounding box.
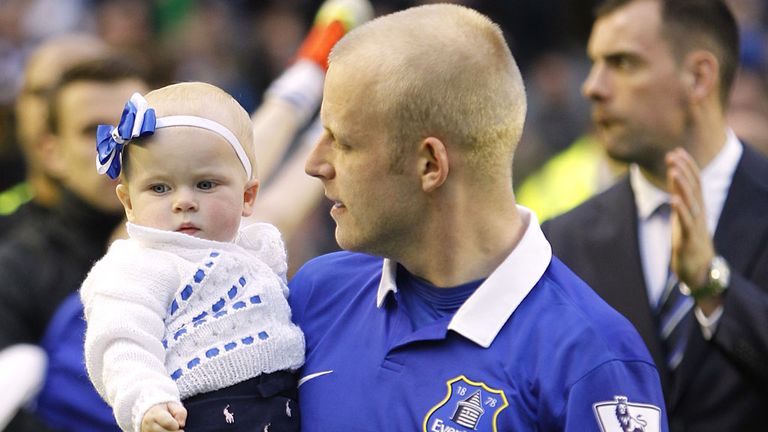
[25,40,109,90]
[590,1,664,55]
[327,60,385,107]
[324,67,362,117]
[58,80,146,125]
[61,79,145,100]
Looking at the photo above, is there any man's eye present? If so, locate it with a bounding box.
[609,56,634,71]
[333,140,351,151]
[197,180,215,190]
[151,184,170,193]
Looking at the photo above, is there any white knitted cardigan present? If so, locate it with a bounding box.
[81,222,305,432]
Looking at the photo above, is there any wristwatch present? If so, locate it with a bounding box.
[679,255,731,300]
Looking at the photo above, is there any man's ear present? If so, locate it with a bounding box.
[418,136,449,193]
[115,183,134,221]
[684,50,718,103]
[241,178,260,217]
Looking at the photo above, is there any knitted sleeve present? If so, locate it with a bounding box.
[237,223,288,286]
[80,241,181,432]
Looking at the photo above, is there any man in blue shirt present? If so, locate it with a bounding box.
[291,4,668,431]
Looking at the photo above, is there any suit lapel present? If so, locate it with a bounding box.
[588,180,670,383]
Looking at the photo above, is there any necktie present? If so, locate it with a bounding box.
[656,272,694,370]
[651,202,694,371]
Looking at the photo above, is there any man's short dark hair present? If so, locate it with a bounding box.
[48,56,148,134]
[595,0,739,105]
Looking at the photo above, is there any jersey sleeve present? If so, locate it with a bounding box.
[564,360,668,432]
[287,260,315,327]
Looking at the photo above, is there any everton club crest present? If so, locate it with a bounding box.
[593,395,662,432]
[423,375,508,432]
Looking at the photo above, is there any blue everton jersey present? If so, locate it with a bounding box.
[289,211,668,432]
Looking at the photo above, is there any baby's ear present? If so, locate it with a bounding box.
[241,178,260,217]
[115,183,134,220]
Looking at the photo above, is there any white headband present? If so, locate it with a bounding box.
[155,115,252,179]
[96,92,252,180]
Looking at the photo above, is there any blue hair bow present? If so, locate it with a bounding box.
[96,93,157,179]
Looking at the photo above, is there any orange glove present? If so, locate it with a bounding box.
[296,0,374,70]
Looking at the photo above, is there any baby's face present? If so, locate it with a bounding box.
[117,127,257,242]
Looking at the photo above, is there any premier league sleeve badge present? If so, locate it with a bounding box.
[593,396,662,432]
[422,375,509,432]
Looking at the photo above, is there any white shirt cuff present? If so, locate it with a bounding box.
[695,305,724,340]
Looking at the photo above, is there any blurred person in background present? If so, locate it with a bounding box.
[0,55,149,432]
[0,34,110,236]
[0,0,88,193]
[543,0,768,430]
[517,0,768,222]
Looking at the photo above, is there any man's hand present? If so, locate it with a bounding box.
[141,402,187,432]
[667,148,721,312]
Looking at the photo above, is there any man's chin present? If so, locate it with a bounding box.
[335,229,371,254]
[334,231,356,252]
[600,137,636,164]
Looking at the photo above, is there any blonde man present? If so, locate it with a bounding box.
[290,4,668,431]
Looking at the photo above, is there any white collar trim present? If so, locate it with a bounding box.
[376,206,552,347]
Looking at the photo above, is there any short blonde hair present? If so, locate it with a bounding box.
[143,82,256,177]
[329,4,526,175]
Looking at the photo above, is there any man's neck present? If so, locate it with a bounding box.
[687,117,728,171]
[396,195,524,288]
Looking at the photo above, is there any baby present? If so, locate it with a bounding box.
[81,82,304,432]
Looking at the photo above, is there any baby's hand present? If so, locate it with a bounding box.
[141,402,187,432]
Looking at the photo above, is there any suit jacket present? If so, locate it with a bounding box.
[542,144,768,432]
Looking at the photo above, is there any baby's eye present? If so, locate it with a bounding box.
[197,180,216,190]
[151,184,170,194]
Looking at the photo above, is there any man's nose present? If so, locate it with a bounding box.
[305,132,335,180]
[582,63,609,102]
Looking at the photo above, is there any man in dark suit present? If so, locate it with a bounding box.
[542,0,768,430]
